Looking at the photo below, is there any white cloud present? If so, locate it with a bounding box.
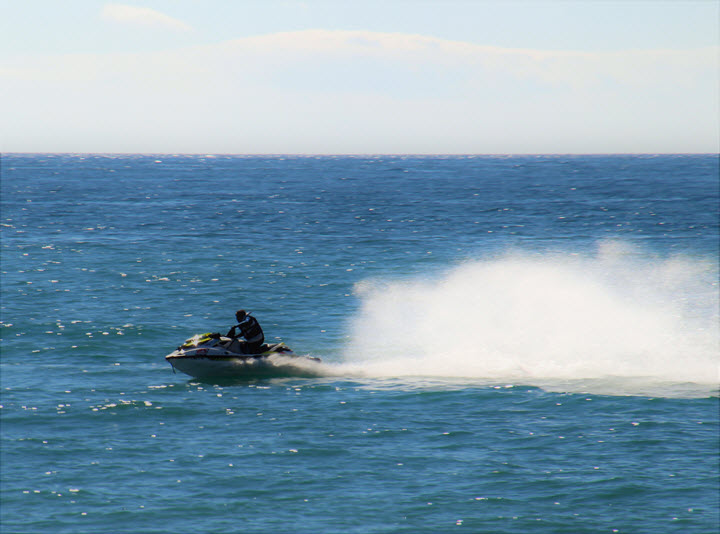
[102,3,193,32]
[220,30,716,89]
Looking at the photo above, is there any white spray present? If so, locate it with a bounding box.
[340,242,719,395]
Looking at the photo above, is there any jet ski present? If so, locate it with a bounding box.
[166,332,322,380]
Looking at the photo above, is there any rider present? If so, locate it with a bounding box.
[226,310,265,354]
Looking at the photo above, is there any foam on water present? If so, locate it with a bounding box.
[341,242,719,396]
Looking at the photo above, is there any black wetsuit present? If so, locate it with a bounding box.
[227,314,265,354]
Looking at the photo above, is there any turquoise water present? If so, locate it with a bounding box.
[2,154,718,532]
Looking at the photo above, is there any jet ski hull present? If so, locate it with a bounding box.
[165,336,321,379]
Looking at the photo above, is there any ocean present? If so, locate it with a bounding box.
[1,153,718,533]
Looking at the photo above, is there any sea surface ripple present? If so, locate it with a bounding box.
[1,154,718,533]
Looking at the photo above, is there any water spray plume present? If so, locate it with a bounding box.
[342,243,719,396]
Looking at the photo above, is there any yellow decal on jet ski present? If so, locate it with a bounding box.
[180,332,218,349]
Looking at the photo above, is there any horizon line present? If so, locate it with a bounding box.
[3,151,718,157]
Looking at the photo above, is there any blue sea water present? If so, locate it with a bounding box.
[1,153,718,533]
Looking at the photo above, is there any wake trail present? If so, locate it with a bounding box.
[338,242,719,396]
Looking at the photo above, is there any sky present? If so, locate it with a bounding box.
[1,0,718,154]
